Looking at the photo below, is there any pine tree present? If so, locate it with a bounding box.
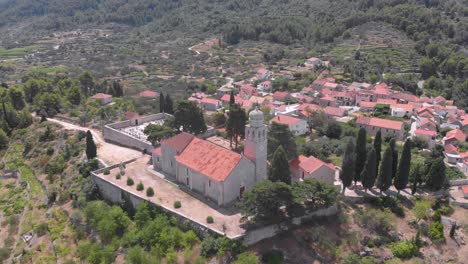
[425,157,447,191]
[374,130,382,175]
[159,93,165,113]
[268,146,291,185]
[394,139,411,194]
[165,94,174,114]
[389,138,398,179]
[377,146,393,194]
[229,90,235,106]
[361,147,377,192]
[340,138,355,194]
[354,128,367,185]
[86,130,97,160]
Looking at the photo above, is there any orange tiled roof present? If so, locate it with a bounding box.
[290,155,335,174]
[175,137,242,181]
[92,93,112,99]
[357,116,403,131]
[161,132,195,153]
[271,115,303,126]
[445,129,466,142]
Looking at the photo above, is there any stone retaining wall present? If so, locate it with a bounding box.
[450,179,468,186]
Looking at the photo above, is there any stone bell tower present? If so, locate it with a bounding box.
[244,108,268,182]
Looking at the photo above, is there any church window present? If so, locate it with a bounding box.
[157,157,159,162]
[208,180,211,187]
[186,168,189,175]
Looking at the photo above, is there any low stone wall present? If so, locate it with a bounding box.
[450,179,468,186]
[451,201,468,209]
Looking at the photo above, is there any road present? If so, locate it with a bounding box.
[46,118,142,165]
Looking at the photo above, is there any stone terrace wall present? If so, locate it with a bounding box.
[450,179,468,186]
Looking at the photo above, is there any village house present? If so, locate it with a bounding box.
[316,94,337,107]
[289,155,336,184]
[390,104,414,118]
[134,90,159,99]
[200,98,222,111]
[91,93,113,105]
[152,109,268,206]
[220,93,243,106]
[356,90,375,104]
[256,68,273,81]
[323,106,347,120]
[304,57,323,68]
[271,115,309,136]
[356,116,404,140]
[417,118,437,131]
[257,81,272,92]
[273,91,292,102]
[359,101,377,112]
[413,129,437,148]
[239,85,257,98]
[443,129,467,145]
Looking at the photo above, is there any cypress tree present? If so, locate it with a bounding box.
[374,130,382,175]
[425,157,447,191]
[159,93,165,113]
[354,127,367,185]
[229,90,235,106]
[389,138,398,179]
[268,146,291,185]
[376,146,393,194]
[395,139,411,194]
[340,138,355,194]
[361,147,377,192]
[85,130,97,160]
[165,94,174,114]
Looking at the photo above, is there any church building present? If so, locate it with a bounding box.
[152,109,268,206]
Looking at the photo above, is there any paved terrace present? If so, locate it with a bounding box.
[119,120,165,144]
[95,157,246,238]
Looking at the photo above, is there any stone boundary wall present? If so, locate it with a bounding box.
[103,113,170,152]
[450,179,468,186]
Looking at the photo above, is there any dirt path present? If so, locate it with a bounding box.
[46,118,142,165]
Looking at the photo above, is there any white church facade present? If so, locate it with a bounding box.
[152,109,268,206]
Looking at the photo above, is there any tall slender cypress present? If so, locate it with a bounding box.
[86,130,97,160]
[354,128,367,185]
[374,130,382,175]
[377,146,393,194]
[395,139,411,194]
[269,146,291,185]
[361,147,377,192]
[229,90,235,106]
[165,94,174,114]
[159,93,165,113]
[341,138,356,194]
[389,138,398,179]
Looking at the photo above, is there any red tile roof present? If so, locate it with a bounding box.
[201,97,220,105]
[462,185,468,195]
[360,101,377,109]
[135,90,159,98]
[324,106,347,117]
[221,94,243,104]
[161,132,194,153]
[271,115,303,126]
[273,91,291,101]
[92,93,112,99]
[356,116,403,131]
[445,129,466,142]
[444,144,458,154]
[390,104,414,112]
[415,129,437,137]
[290,155,335,174]
[152,147,162,156]
[175,137,242,181]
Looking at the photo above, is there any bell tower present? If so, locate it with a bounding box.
[244,108,268,182]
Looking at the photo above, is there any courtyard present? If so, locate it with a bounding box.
[95,157,246,238]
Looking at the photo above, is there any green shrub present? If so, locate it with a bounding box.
[436,205,453,216]
[262,249,284,264]
[127,177,134,186]
[136,182,144,191]
[206,216,214,224]
[354,209,395,236]
[428,221,444,243]
[4,237,14,247]
[166,249,177,264]
[34,223,48,236]
[146,187,154,197]
[0,248,10,262]
[115,173,121,180]
[46,147,54,155]
[174,201,181,209]
[103,168,110,175]
[390,241,418,259]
